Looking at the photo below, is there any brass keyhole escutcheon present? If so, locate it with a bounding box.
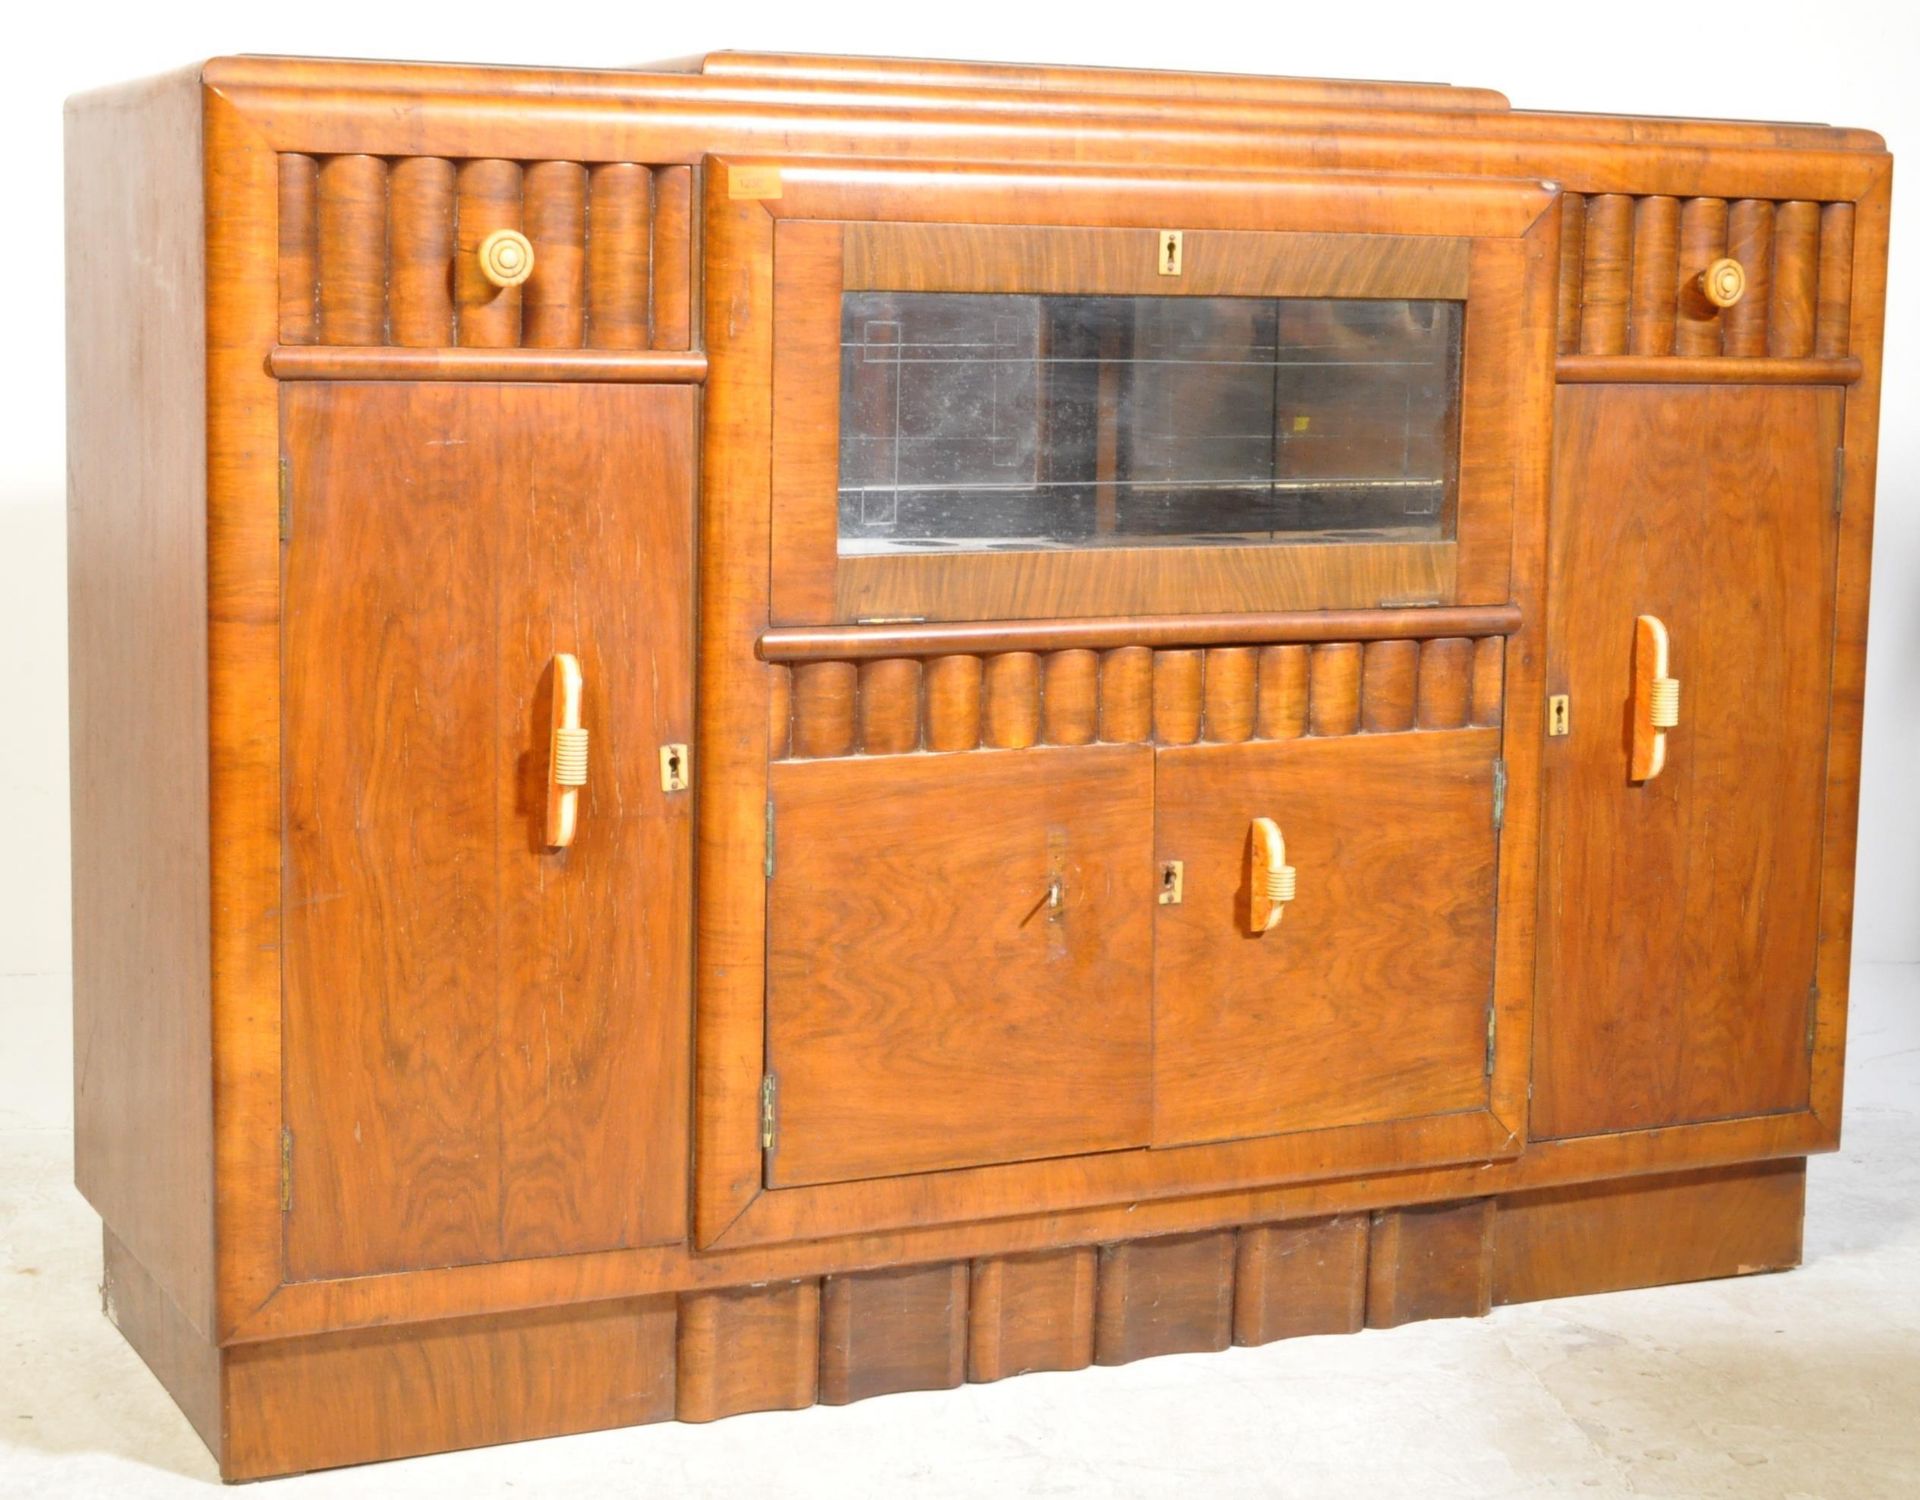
[1159,860,1185,906]
[1158,229,1183,276]
[660,743,690,792]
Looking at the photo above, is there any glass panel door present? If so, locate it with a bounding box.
[838,293,1463,556]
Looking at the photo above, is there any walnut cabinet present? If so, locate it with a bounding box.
[65,52,1889,1478]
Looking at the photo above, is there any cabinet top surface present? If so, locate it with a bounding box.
[161,51,1886,156]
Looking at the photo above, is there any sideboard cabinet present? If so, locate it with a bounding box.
[65,53,1889,1479]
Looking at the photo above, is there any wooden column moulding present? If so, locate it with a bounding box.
[1359,639,1418,733]
[983,651,1042,748]
[818,1263,970,1405]
[1232,1215,1371,1346]
[1094,1232,1238,1366]
[676,1281,821,1423]
[1042,648,1101,745]
[66,50,1889,1481]
[1576,192,1633,355]
[585,161,653,348]
[766,634,1513,760]
[1366,1199,1496,1329]
[968,1248,1097,1382]
[1255,644,1311,739]
[923,654,984,751]
[1815,202,1856,356]
[315,153,387,345]
[1097,645,1154,743]
[277,152,320,344]
[521,159,589,348]
[387,155,457,346]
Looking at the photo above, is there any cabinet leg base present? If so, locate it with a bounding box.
[103,1160,1809,1480]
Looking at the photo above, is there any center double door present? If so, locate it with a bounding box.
[764,727,1503,1190]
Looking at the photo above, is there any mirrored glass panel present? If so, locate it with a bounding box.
[838,292,1463,556]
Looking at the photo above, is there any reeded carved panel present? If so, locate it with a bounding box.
[279,154,694,350]
[1556,192,1853,358]
[773,637,1505,759]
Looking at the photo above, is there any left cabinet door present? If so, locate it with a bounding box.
[280,383,694,1281]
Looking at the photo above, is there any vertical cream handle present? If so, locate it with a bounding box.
[1630,615,1680,782]
[1248,817,1296,935]
[546,653,588,848]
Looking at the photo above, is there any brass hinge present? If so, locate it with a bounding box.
[280,1127,293,1212]
[1833,445,1847,515]
[760,1073,777,1151]
[278,457,292,541]
[1492,759,1508,830]
[1485,1005,1497,1076]
[764,800,775,879]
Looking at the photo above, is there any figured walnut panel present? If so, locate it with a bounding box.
[1494,1161,1805,1306]
[1557,190,1852,359]
[819,1263,969,1405]
[281,384,694,1280]
[1152,731,1501,1148]
[765,749,1155,1186]
[224,1298,676,1481]
[780,637,1507,758]
[277,152,694,350]
[1537,386,1837,1139]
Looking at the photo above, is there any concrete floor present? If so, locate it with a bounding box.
[3,965,1916,1498]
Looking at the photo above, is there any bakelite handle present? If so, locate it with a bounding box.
[1248,817,1297,935]
[1630,615,1681,782]
[546,653,588,848]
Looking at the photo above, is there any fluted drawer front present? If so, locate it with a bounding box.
[279,153,693,351]
[1556,190,1854,359]
[776,637,1505,759]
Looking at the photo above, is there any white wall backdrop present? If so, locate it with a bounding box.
[3,1,1913,1131]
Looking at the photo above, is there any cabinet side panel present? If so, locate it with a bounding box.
[65,67,216,1338]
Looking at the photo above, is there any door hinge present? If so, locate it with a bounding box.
[1485,1004,1497,1076]
[278,456,292,541]
[760,1073,777,1151]
[280,1126,293,1212]
[1833,445,1846,515]
[1807,982,1820,1055]
[764,800,775,879]
[1492,759,1508,830]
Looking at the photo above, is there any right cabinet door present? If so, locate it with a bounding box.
[1534,384,1842,1139]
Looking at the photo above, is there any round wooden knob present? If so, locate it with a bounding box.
[477,229,534,289]
[1699,257,1745,308]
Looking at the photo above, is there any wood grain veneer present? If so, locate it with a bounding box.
[65,49,1889,1481]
